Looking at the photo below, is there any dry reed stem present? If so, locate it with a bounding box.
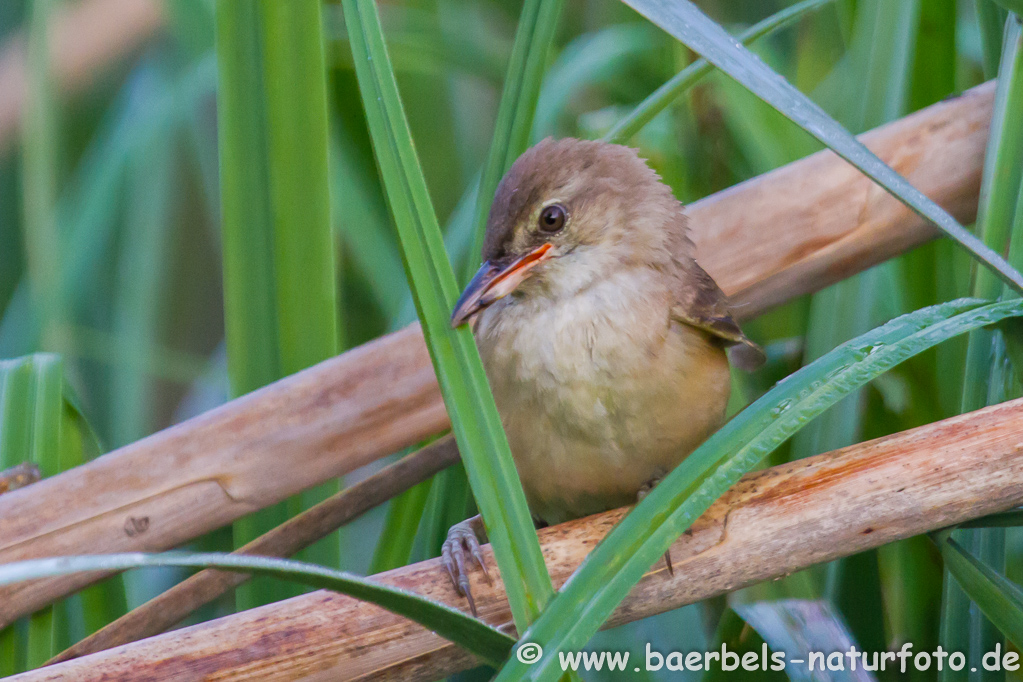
[48,436,459,663]
[19,396,1023,681]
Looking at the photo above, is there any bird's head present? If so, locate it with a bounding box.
[451,137,682,327]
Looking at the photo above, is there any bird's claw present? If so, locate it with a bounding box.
[442,515,490,616]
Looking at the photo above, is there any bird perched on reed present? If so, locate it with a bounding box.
[444,137,763,613]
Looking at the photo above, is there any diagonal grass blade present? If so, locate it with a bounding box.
[340,0,555,630]
[0,553,516,667]
[492,297,1023,681]
[619,0,1023,296]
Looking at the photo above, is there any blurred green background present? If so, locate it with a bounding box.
[0,0,1017,679]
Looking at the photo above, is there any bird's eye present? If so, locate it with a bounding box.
[538,204,567,233]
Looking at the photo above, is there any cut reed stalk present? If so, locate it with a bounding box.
[20,396,1023,682]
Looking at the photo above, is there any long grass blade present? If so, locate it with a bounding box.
[604,0,837,144]
[910,0,956,112]
[492,298,1023,681]
[340,0,555,629]
[978,1,1010,78]
[417,460,475,562]
[20,0,63,354]
[933,530,1023,649]
[464,0,564,282]
[11,355,65,669]
[426,0,617,596]
[961,16,1023,408]
[109,92,177,450]
[258,0,341,574]
[215,0,288,608]
[369,478,433,574]
[0,355,109,671]
[618,0,1023,296]
[942,18,1023,674]
[797,0,919,653]
[0,553,516,667]
[901,0,961,429]
[257,0,339,380]
[215,0,341,607]
[330,121,406,322]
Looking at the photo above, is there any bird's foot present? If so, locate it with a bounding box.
[637,475,674,576]
[441,514,492,616]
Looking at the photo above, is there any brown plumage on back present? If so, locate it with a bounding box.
[443,138,762,611]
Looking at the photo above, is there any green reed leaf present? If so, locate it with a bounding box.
[0,553,516,667]
[933,530,1023,649]
[340,0,555,629]
[619,0,1023,296]
[464,0,565,283]
[605,0,837,144]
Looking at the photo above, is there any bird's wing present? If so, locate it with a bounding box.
[667,238,765,371]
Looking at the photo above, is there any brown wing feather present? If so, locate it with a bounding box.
[665,216,765,372]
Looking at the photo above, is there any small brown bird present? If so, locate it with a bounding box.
[443,138,762,611]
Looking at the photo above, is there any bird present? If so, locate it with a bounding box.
[442,137,763,613]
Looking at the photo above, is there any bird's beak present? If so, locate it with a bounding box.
[451,243,554,327]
